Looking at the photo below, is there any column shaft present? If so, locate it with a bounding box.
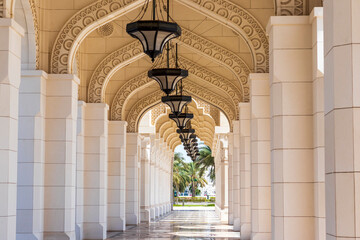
[324,1,360,238]
[250,73,271,240]
[108,121,127,231]
[0,18,23,240]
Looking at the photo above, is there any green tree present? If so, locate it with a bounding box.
[172,153,190,196]
[187,161,208,197]
[195,146,215,183]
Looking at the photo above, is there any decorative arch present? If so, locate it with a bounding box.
[89,27,249,103]
[50,0,144,74]
[126,83,232,133]
[110,56,241,120]
[176,0,269,72]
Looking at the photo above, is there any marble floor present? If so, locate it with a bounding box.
[107,209,240,239]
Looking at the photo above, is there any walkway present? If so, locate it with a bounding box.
[107,209,241,239]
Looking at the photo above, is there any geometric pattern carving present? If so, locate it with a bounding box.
[29,0,39,69]
[210,107,220,126]
[178,0,269,73]
[0,1,3,17]
[88,41,143,103]
[151,104,167,125]
[89,28,248,103]
[97,22,114,37]
[275,0,308,16]
[110,56,241,121]
[125,80,237,132]
[50,0,143,74]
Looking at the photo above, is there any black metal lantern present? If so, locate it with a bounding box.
[169,113,193,130]
[162,95,191,116]
[126,0,181,62]
[177,128,195,141]
[148,68,188,95]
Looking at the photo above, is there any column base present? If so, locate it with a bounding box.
[16,233,42,240]
[150,208,156,220]
[240,223,251,240]
[75,223,83,240]
[107,218,126,231]
[233,218,241,231]
[126,214,139,225]
[83,223,106,240]
[251,233,271,240]
[155,207,160,218]
[141,209,151,223]
[228,213,234,225]
[44,232,75,240]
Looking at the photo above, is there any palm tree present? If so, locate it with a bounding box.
[195,146,215,183]
[186,161,208,197]
[172,153,190,197]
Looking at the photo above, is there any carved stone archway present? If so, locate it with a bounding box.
[88,27,249,103]
[109,56,242,120]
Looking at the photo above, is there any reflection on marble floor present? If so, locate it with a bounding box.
[107,209,241,239]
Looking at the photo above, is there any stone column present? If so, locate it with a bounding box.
[149,134,156,220]
[76,101,86,239]
[126,133,140,225]
[239,103,251,239]
[0,18,23,240]
[82,103,108,239]
[232,122,241,231]
[311,8,325,240]
[154,137,160,218]
[44,74,79,239]
[107,121,127,231]
[228,133,234,225]
[324,1,360,239]
[267,16,315,240]
[140,136,151,222]
[249,73,271,240]
[17,70,46,240]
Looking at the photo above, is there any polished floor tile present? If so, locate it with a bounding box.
[107,209,240,239]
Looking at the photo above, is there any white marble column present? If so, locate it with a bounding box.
[311,8,325,240]
[17,70,46,240]
[44,74,79,239]
[154,137,160,218]
[76,101,86,239]
[126,133,140,225]
[324,1,360,239]
[249,73,271,240]
[107,121,127,231]
[239,103,251,239]
[232,122,241,231]
[140,136,151,222]
[82,103,108,239]
[149,134,156,220]
[228,133,234,225]
[0,18,23,240]
[267,16,315,240]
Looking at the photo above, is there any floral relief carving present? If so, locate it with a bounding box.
[50,0,143,74]
[151,104,167,125]
[110,56,241,121]
[275,0,308,16]
[29,0,39,69]
[177,0,269,73]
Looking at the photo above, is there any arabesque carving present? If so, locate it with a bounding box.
[110,56,241,121]
[275,0,308,16]
[50,0,144,74]
[177,0,269,73]
[89,28,248,103]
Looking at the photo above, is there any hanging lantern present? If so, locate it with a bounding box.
[149,68,188,95]
[177,128,195,141]
[126,0,181,61]
[169,113,193,130]
[162,95,191,116]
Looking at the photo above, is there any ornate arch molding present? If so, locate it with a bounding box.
[176,0,269,73]
[110,56,241,121]
[1,0,15,18]
[89,28,249,103]
[125,81,236,132]
[50,0,144,74]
